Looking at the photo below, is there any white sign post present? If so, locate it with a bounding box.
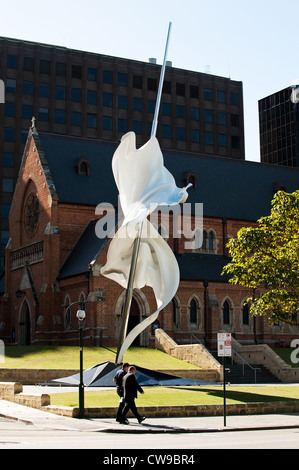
[217,333,232,427]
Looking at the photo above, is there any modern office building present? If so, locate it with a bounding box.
[0,36,245,267]
[259,86,299,167]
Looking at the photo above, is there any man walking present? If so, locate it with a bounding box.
[113,362,129,423]
[120,365,145,424]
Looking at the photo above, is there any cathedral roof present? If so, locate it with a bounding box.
[32,130,299,221]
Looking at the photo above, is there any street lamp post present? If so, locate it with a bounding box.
[65,302,87,419]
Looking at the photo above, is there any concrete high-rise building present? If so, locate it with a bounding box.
[259,86,299,167]
[0,36,245,267]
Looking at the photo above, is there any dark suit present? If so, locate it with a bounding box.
[121,371,143,422]
[113,368,126,422]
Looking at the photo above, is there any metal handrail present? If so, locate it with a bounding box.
[190,333,210,353]
[238,348,290,370]
[232,348,261,383]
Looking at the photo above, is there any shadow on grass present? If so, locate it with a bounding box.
[3,345,64,358]
[169,387,299,404]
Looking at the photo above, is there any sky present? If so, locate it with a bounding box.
[1,0,298,162]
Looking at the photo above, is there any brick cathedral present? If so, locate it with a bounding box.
[1,122,299,350]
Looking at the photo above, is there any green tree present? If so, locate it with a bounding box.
[222,190,299,325]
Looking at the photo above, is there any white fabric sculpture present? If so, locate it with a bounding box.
[101,131,190,360]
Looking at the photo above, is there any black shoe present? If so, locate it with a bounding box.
[138,417,146,423]
[119,418,129,425]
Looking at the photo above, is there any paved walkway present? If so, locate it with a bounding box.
[1,397,299,434]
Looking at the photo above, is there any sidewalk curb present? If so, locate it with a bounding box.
[90,422,299,434]
[1,408,299,434]
[0,412,33,426]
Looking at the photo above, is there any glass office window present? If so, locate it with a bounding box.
[103,70,113,84]
[7,55,18,69]
[204,109,213,122]
[38,107,49,122]
[1,231,9,245]
[6,78,16,93]
[56,62,66,77]
[39,83,49,97]
[176,104,185,118]
[88,67,97,81]
[232,135,240,149]
[190,85,199,99]
[205,131,213,145]
[217,90,226,103]
[133,120,142,135]
[23,57,35,72]
[118,118,127,133]
[2,204,11,218]
[231,113,240,127]
[148,100,155,113]
[177,127,186,141]
[162,125,172,139]
[203,88,212,101]
[190,107,199,121]
[218,111,226,125]
[40,59,51,75]
[191,129,200,143]
[103,92,113,107]
[21,129,28,143]
[118,72,128,87]
[4,128,15,142]
[163,80,171,94]
[22,104,33,119]
[56,85,65,100]
[71,88,82,102]
[87,113,97,128]
[3,153,14,167]
[176,82,185,96]
[71,111,81,126]
[87,90,97,105]
[148,78,157,91]
[5,102,16,117]
[162,102,171,116]
[218,133,227,147]
[118,95,127,109]
[230,92,239,106]
[133,75,142,89]
[3,178,14,192]
[133,97,142,111]
[55,109,65,124]
[23,81,33,95]
[102,116,112,130]
[72,65,82,79]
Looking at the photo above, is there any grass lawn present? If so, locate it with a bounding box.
[0,346,200,371]
[50,385,299,408]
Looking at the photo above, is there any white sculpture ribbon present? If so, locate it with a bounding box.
[101,131,190,361]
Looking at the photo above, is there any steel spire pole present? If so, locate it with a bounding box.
[116,22,172,364]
